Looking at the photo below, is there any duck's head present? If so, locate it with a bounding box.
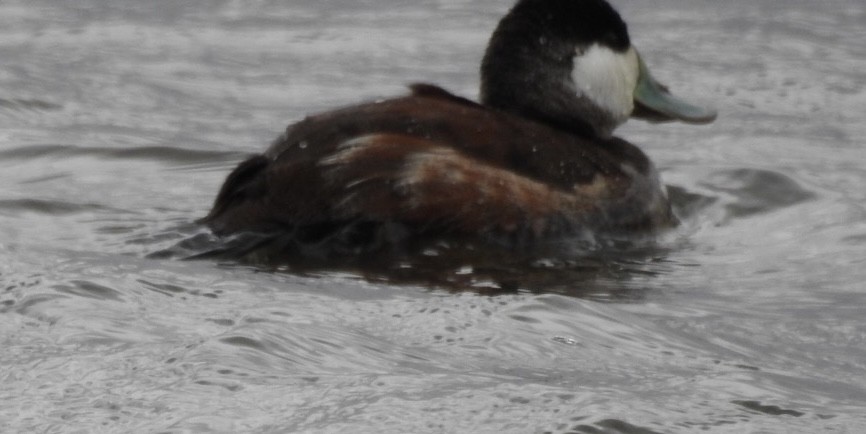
[480,0,716,138]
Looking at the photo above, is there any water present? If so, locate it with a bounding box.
[2,0,865,432]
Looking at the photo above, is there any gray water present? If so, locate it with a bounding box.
[2,0,866,432]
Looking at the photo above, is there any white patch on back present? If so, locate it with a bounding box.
[318,136,376,167]
[571,45,639,126]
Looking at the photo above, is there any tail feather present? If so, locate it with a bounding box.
[199,154,270,229]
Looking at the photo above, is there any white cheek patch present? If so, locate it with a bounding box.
[571,44,640,124]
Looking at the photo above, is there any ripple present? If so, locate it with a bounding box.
[220,335,269,352]
[3,0,866,432]
[572,419,664,434]
[12,293,68,316]
[0,98,62,112]
[53,280,123,302]
[667,185,718,220]
[0,143,247,165]
[166,228,683,300]
[0,198,120,216]
[700,168,817,218]
[732,400,805,417]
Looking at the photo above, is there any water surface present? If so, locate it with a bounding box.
[2,0,866,432]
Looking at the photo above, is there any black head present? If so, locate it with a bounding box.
[501,0,630,51]
[481,0,717,137]
[480,0,633,137]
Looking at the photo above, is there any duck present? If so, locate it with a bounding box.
[201,0,716,257]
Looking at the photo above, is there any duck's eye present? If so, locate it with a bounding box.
[600,31,625,49]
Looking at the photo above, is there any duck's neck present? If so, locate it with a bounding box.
[479,5,623,139]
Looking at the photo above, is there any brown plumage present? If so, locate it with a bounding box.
[203,85,673,246]
[202,0,715,256]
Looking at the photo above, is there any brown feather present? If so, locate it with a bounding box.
[204,86,673,245]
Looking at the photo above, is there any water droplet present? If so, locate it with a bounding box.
[552,336,581,346]
[533,258,556,268]
[298,141,308,149]
[455,266,473,275]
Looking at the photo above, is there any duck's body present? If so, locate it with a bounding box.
[203,0,715,255]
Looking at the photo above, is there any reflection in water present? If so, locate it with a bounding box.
[701,168,817,219]
[149,182,729,300]
[154,218,686,301]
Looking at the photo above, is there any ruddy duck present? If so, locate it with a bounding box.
[202,0,715,256]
